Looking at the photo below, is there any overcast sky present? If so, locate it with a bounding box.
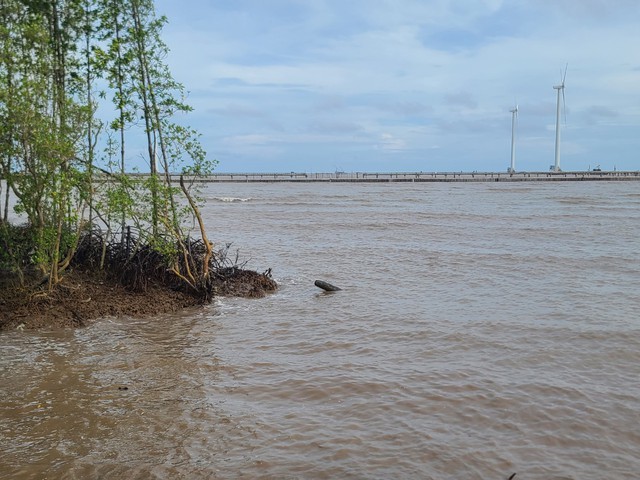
[154,0,640,173]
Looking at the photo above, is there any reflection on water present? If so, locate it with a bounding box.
[2,182,640,479]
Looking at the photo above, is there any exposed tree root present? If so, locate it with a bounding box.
[0,228,277,331]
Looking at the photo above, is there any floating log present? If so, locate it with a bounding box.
[314,280,341,292]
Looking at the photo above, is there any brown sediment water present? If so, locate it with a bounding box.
[1,181,639,479]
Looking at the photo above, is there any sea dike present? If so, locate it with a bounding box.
[144,170,640,183]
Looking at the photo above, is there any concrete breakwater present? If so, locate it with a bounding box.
[165,170,640,183]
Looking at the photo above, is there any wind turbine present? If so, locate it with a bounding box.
[508,104,518,173]
[552,64,567,172]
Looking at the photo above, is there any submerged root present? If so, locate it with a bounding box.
[211,267,278,298]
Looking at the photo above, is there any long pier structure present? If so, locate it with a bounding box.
[166,170,640,183]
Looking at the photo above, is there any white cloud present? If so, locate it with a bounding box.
[378,133,408,152]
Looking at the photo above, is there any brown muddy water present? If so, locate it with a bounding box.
[1,182,640,479]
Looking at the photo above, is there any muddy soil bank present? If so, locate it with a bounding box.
[0,268,277,331]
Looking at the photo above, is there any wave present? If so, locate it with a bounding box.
[208,196,252,203]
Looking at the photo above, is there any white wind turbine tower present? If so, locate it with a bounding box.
[508,104,518,173]
[552,65,567,172]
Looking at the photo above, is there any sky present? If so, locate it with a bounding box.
[153,0,640,173]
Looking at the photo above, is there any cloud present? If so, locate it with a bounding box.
[307,120,363,135]
[208,103,266,118]
[539,0,640,21]
[583,105,620,126]
[585,105,618,118]
[155,0,640,172]
[375,100,433,116]
[444,92,478,109]
[377,133,407,152]
[313,95,349,112]
[223,134,273,147]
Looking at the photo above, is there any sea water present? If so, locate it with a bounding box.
[1,181,639,479]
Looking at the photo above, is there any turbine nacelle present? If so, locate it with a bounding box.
[553,63,568,90]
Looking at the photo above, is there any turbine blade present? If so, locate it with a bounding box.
[562,63,568,85]
[562,89,567,124]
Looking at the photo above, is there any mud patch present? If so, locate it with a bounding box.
[0,267,277,331]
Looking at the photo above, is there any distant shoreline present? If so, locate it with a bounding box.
[161,170,640,183]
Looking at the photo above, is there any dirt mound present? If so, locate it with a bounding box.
[0,267,277,332]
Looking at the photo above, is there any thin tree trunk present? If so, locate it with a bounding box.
[130,0,158,234]
[3,159,9,222]
[180,175,212,280]
[85,2,94,227]
[144,59,180,233]
[109,0,128,240]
